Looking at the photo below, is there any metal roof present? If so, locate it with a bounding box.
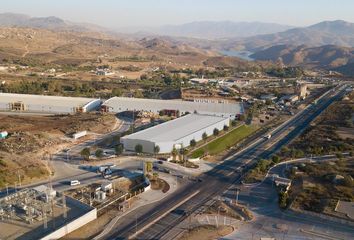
[122,114,229,143]
[0,93,98,108]
[103,97,244,116]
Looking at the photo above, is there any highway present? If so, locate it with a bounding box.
[102,84,351,240]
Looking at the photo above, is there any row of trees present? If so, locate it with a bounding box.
[80,144,124,160]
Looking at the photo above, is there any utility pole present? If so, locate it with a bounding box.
[18,171,21,187]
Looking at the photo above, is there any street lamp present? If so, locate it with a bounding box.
[235,188,240,205]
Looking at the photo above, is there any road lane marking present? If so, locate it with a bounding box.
[129,190,200,239]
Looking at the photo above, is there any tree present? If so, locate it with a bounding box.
[213,128,220,136]
[171,147,178,161]
[342,175,353,187]
[80,147,90,160]
[279,191,289,209]
[180,147,188,163]
[112,88,122,97]
[134,90,144,98]
[135,144,143,154]
[115,144,124,155]
[223,125,229,131]
[272,155,281,164]
[190,139,197,147]
[95,149,104,159]
[202,132,208,141]
[154,145,160,156]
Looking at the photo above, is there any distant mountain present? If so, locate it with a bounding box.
[251,44,354,75]
[223,20,354,51]
[119,21,294,39]
[0,12,104,32]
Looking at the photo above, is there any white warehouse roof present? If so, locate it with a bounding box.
[103,97,244,118]
[0,93,102,113]
[122,114,228,143]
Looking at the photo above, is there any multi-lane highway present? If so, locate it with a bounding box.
[101,84,351,240]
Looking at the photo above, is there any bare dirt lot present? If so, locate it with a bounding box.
[0,113,116,188]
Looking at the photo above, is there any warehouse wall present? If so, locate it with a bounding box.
[0,102,9,111]
[25,104,75,113]
[121,138,155,153]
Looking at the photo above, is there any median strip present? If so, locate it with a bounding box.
[129,190,200,239]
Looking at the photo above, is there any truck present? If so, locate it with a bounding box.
[0,131,8,139]
[72,131,87,140]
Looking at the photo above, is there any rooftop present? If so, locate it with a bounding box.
[122,114,229,143]
[0,93,98,108]
[103,97,244,116]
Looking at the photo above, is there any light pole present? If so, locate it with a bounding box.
[135,214,138,235]
[235,188,240,205]
[18,171,21,187]
[217,205,222,229]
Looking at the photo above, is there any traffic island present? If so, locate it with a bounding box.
[179,225,234,240]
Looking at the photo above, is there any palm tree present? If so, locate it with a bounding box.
[180,147,188,165]
[171,147,178,161]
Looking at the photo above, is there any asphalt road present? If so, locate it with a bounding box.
[102,84,351,240]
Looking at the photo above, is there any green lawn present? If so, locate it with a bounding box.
[190,125,258,158]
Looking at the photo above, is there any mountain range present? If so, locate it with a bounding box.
[119,21,294,39]
[0,13,104,32]
[223,20,354,51]
[0,12,354,75]
[251,44,354,71]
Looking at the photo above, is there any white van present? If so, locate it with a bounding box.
[70,180,81,186]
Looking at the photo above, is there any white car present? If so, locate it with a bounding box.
[70,180,81,186]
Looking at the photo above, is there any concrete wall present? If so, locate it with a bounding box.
[40,207,97,240]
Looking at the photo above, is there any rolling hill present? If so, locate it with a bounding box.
[250,44,354,75]
[0,12,104,32]
[223,20,354,51]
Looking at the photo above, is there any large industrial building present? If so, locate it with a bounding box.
[0,93,102,114]
[102,97,244,119]
[121,114,230,154]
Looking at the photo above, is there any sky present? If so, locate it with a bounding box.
[1,0,354,29]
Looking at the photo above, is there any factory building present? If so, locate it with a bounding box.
[121,114,230,154]
[102,97,244,119]
[0,93,102,114]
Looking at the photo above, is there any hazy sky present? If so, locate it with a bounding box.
[1,0,354,28]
